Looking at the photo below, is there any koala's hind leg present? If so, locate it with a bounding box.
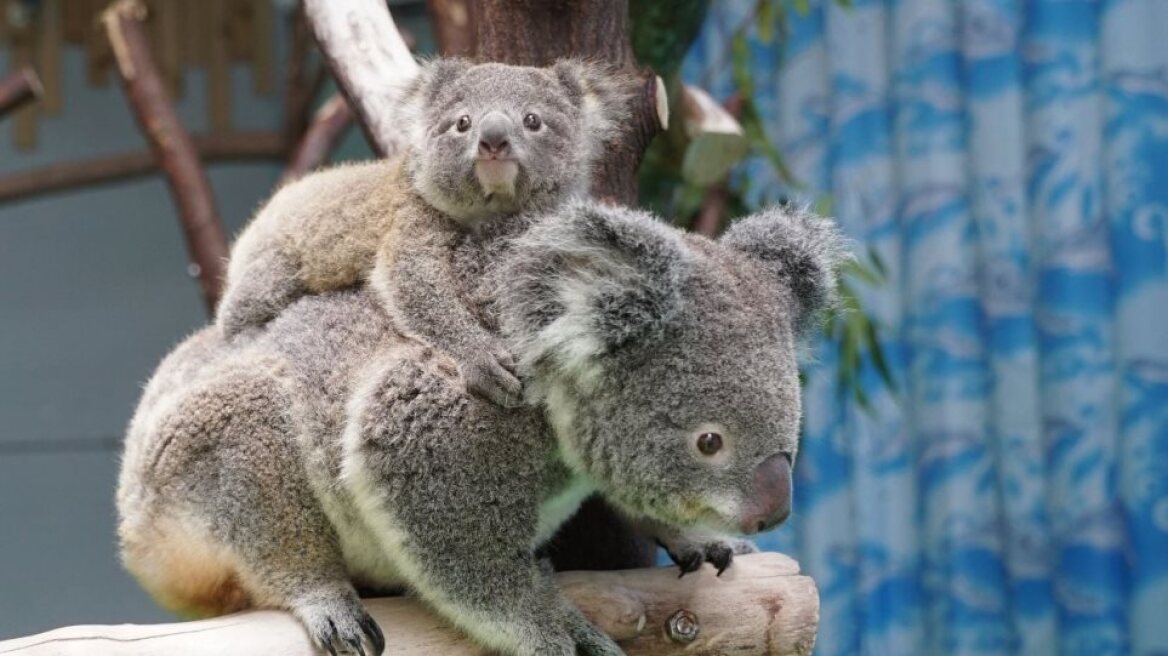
[216,250,306,338]
[343,353,623,656]
[123,369,384,655]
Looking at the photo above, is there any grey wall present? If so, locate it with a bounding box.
[0,3,431,639]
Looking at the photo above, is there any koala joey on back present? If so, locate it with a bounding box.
[217,59,631,408]
[118,200,847,656]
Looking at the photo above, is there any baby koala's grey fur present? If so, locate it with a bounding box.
[118,200,846,656]
[217,59,630,408]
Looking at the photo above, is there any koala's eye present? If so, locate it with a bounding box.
[523,113,542,131]
[696,432,723,456]
[456,115,472,132]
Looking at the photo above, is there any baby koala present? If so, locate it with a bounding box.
[217,58,630,407]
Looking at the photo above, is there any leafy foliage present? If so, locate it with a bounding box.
[631,0,897,409]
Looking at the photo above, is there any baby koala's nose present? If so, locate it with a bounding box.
[477,111,512,158]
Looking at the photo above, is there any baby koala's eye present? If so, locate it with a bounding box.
[523,113,542,131]
[696,432,723,456]
[456,115,472,132]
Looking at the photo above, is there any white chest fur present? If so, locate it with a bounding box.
[534,474,596,547]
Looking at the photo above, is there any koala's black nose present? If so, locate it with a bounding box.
[477,111,512,157]
[738,452,792,534]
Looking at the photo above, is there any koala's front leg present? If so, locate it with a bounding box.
[343,351,620,656]
[636,518,758,577]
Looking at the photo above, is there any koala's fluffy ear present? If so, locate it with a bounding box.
[551,60,635,165]
[719,206,850,338]
[497,200,691,388]
[396,58,473,147]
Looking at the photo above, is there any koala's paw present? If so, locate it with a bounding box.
[462,346,524,409]
[292,593,385,656]
[216,286,282,339]
[659,536,758,578]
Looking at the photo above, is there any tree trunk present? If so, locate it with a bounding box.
[471,0,665,570]
[474,0,661,206]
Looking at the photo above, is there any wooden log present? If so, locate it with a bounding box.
[0,553,819,656]
[280,93,353,184]
[102,0,229,316]
[0,132,287,204]
[303,0,419,158]
[0,68,42,119]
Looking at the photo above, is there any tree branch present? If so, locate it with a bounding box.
[0,132,287,204]
[0,68,42,119]
[0,553,819,656]
[102,0,229,315]
[302,0,419,158]
[280,94,354,184]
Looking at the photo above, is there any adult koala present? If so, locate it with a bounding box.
[117,200,846,655]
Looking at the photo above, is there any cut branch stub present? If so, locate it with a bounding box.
[680,84,747,187]
[303,0,420,158]
[0,68,43,118]
[102,0,229,316]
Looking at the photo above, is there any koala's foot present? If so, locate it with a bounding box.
[291,588,385,656]
[216,253,305,338]
[658,535,758,577]
[462,346,524,408]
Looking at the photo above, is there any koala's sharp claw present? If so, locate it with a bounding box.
[360,615,386,655]
[707,542,733,575]
[679,551,703,576]
[346,637,367,656]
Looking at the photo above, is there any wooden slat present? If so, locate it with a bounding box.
[62,0,89,44]
[85,0,113,86]
[154,0,182,98]
[37,0,63,114]
[251,0,275,94]
[183,0,208,67]
[207,0,231,133]
[10,23,39,150]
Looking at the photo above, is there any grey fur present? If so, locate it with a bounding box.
[718,205,850,338]
[118,202,847,655]
[216,60,632,408]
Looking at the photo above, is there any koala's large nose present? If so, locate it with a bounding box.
[477,111,512,158]
[738,452,792,534]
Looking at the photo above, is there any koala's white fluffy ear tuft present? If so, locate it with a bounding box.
[395,58,473,149]
[551,60,636,168]
[719,206,851,338]
[497,200,691,389]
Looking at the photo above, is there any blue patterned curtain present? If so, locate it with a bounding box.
[682,1,1168,654]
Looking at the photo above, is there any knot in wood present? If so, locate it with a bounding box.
[665,609,699,643]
